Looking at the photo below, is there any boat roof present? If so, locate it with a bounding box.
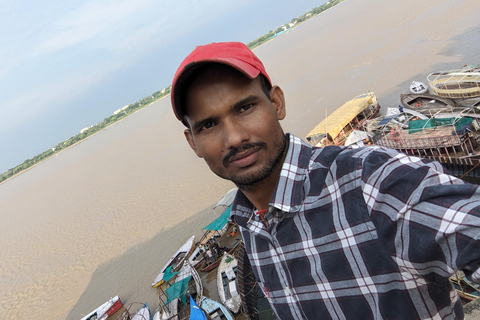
[204,206,231,231]
[305,92,376,142]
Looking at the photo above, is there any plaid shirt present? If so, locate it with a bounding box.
[231,134,480,319]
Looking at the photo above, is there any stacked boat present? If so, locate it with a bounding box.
[305,65,480,178]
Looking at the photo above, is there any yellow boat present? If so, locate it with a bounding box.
[305,92,380,147]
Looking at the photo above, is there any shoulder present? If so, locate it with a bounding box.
[309,145,447,181]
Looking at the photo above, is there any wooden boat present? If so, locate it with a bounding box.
[80,296,123,320]
[217,253,241,314]
[410,81,429,94]
[200,296,234,320]
[305,92,380,147]
[370,114,480,168]
[427,65,480,99]
[131,303,152,320]
[400,93,457,114]
[152,235,196,287]
[450,271,480,304]
[188,246,205,270]
[364,106,428,136]
[198,188,242,272]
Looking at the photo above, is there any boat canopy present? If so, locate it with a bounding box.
[305,93,375,145]
[204,206,232,231]
[164,275,192,306]
[408,117,472,134]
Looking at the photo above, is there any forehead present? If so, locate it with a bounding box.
[184,65,261,114]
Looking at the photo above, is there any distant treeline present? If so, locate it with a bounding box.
[0,86,171,183]
[1,0,344,184]
[247,0,344,49]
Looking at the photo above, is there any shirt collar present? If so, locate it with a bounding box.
[231,134,312,227]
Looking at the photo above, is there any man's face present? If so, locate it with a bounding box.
[183,66,286,189]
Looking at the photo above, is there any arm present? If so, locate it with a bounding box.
[360,147,480,283]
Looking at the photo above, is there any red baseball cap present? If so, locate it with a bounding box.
[171,42,272,122]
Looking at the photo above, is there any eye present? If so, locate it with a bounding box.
[239,103,253,113]
[201,121,215,130]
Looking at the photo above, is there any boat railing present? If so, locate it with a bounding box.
[428,69,480,99]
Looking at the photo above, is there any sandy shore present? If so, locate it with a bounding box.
[0,0,479,319]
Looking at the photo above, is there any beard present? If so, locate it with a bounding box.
[223,134,287,191]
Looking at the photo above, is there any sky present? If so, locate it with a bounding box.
[0,0,327,174]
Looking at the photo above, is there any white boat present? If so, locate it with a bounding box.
[410,81,429,94]
[165,261,203,319]
[200,296,234,320]
[427,65,480,99]
[152,307,162,320]
[152,235,195,287]
[80,296,123,320]
[131,303,151,320]
[217,253,241,314]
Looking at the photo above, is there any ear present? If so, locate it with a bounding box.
[270,85,286,120]
[184,129,203,158]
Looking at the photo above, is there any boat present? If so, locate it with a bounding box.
[305,92,380,147]
[198,188,242,273]
[427,65,480,99]
[199,296,234,320]
[410,81,429,94]
[80,296,123,320]
[152,307,162,320]
[131,302,152,320]
[400,93,457,114]
[217,253,241,314]
[450,271,480,304]
[188,245,205,270]
[159,260,203,320]
[152,235,196,287]
[364,106,428,136]
[370,113,480,169]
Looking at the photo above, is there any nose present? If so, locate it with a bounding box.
[222,118,249,149]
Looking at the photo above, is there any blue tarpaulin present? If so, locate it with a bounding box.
[189,295,207,320]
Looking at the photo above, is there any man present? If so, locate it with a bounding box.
[171,42,480,319]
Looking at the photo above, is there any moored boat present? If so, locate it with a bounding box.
[427,65,480,99]
[449,271,480,304]
[410,81,429,94]
[158,260,203,320]
[305,92,380,147]
[400,93,457,114]
[198,188,242,273]
[131,302,152,320]
[200,296,234,320]
[370,114,480,167]
[152,235,196,287]
[80,296,123,320]
[217,253,241,314]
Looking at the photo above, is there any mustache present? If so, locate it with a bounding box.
[222,142,267,167]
